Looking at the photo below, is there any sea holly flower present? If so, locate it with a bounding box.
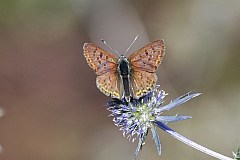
[108,88,198,158]
[107,88,234,160]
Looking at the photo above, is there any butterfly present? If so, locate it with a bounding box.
[83,39,165,102]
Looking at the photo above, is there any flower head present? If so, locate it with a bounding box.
[107,87,201,159]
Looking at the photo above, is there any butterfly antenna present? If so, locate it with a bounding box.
[124,34,138,55]
[101,39,120,56]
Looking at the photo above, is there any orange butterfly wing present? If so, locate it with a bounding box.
[131,71,158,98]
[83,43,121,99]
[96,71,121,99]
[83,43,118,75]
[129,40,165,98]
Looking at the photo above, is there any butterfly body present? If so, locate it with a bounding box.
[83,40,165,102]
[117,56,131,102]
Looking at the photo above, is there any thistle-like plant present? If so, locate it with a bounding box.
[107,87,236,160]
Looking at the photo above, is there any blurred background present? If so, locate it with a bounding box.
[0,0,239,160]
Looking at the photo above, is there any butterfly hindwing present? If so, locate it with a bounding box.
[96,71,121,99]
[131,70,157,99]
[129,40,165,73]
[83,43,118,76]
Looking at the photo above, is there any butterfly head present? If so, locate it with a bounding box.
[118,55,128,61]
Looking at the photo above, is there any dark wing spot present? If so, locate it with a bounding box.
[100,52,103,58]
[145,50,148,56]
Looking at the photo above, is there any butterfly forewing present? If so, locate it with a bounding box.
[129,40,165,73]
[83,43,118,76]
[83,43,121,98]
